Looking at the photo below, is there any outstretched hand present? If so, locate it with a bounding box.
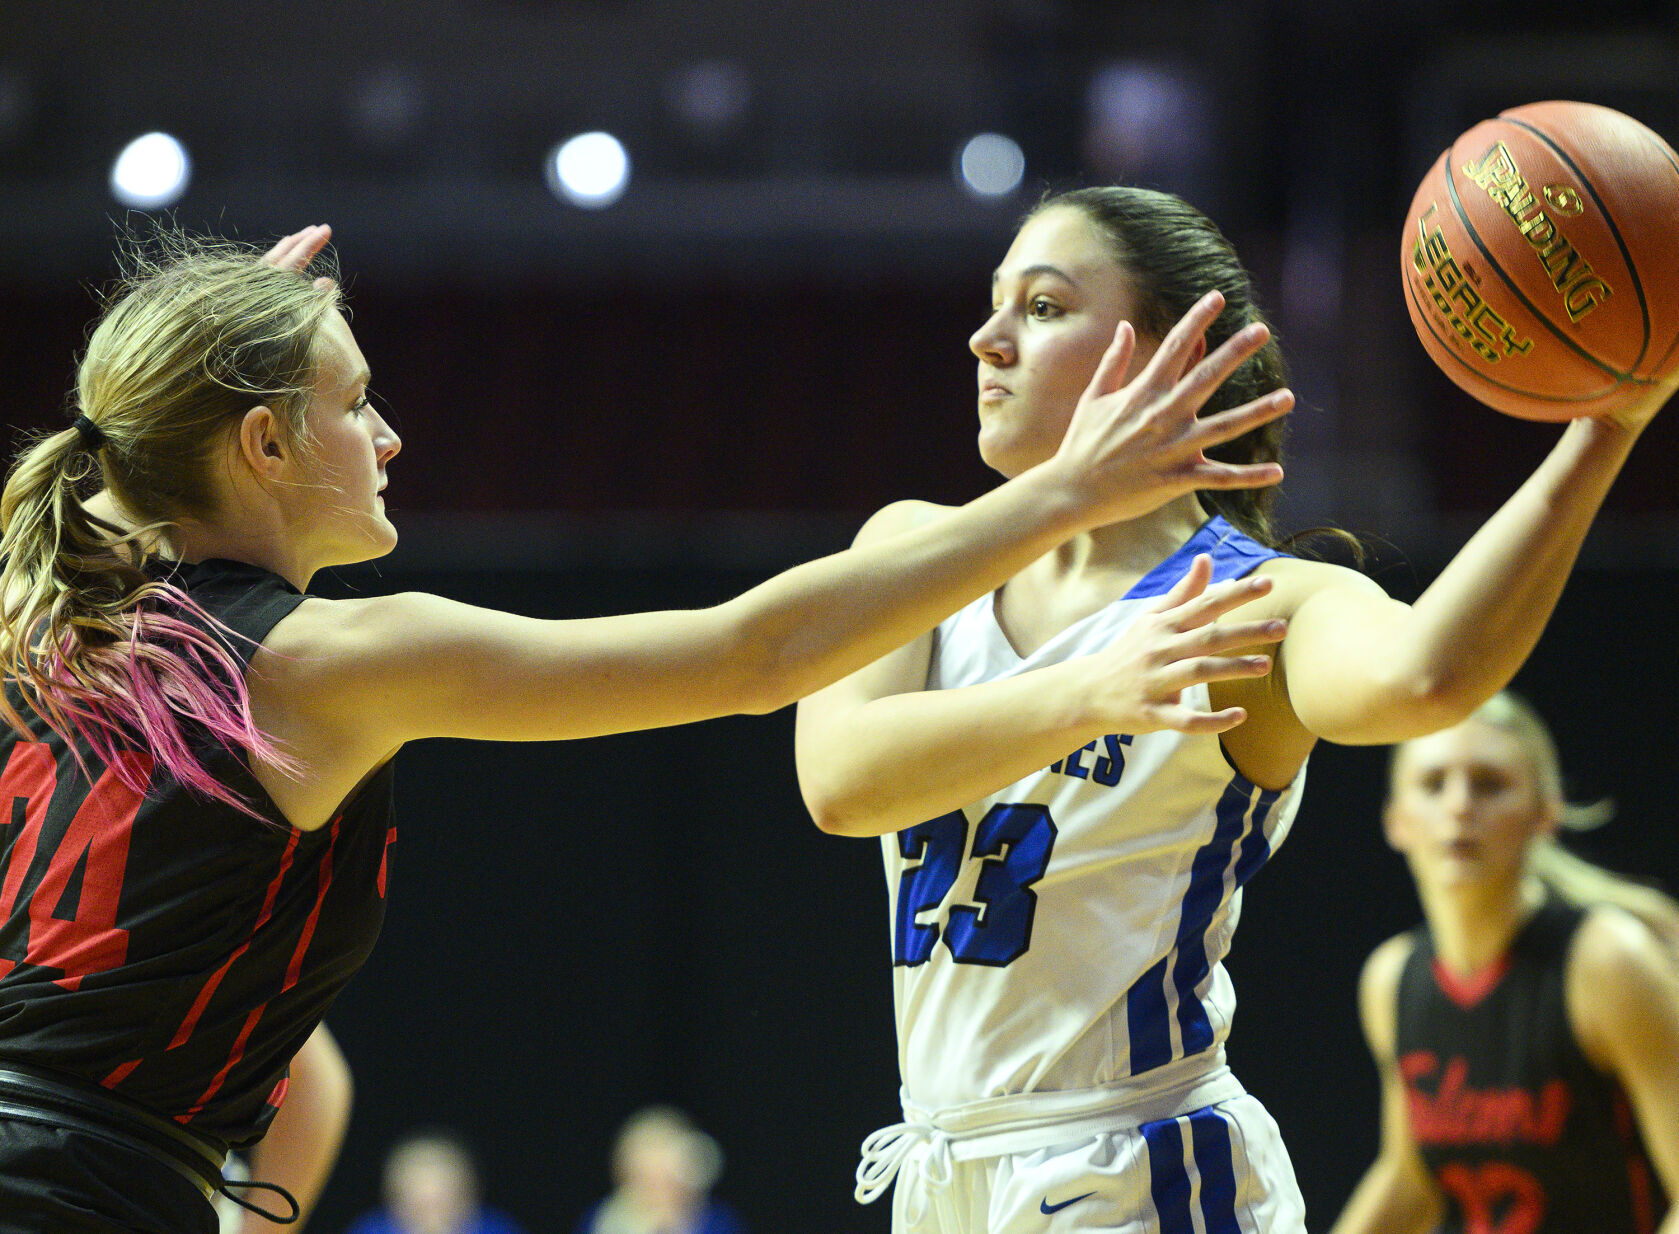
[261,224,336,291]
[1600,363,1679,432]
[1049,290,1293,526]
[1083,554,1285,736]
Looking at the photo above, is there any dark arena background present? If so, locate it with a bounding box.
[3,2,1679,1229]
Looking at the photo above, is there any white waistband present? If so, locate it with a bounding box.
[855,1051,1245,1216]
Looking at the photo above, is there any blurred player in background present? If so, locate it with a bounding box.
[1331,692,1678,1234]
[575,1106,745,1234]
[343,1129,526,1234]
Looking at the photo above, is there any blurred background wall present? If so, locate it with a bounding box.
[3,1,1678,1229]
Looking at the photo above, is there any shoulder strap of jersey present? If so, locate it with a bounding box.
[170,559,307,670]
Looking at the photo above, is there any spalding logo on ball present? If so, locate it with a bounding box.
[1402,100,1679,420]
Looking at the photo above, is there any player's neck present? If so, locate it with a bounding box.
[1045,494,1209,583]
[1422,876,1546,979]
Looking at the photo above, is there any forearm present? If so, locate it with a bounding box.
[1396,415,1640,709]
[797,666,1105,837]
[1293,416,1646,745]
[730,468,1088,711]
[241,1026,352,1230]
[1329,1160,1440,1234]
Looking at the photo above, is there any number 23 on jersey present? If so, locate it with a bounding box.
[893,803,1058,969]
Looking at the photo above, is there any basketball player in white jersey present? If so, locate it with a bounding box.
[794,186,1678,1233]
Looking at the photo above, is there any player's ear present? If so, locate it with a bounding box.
[1381,801,1408,853]
[235,406,289,476]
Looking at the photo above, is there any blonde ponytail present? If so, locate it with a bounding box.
[0,229,335,810]
[1530,839,1679,961]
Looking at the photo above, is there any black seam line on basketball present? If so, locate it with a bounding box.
[1442,141,1630,383]
[1404,269,1621,403]
[1503,115,1651,370]
[1612,126,1679,371]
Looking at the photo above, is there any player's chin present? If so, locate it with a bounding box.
[975,433,1040,480]
[341,518,400,565]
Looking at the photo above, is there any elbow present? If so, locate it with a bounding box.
[801,786,864,837]
[1369,662,1499,742]
[735,666,801,717]
[711,608,813,717]
[797,771,883,838]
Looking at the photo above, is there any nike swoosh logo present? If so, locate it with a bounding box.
[1039,1191,1096,1215]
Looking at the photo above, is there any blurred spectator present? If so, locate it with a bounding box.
[575,1107,745,1234]
[345,1129,527,1234]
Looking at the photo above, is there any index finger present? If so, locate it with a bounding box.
[1167,571,1278,629]
[261,224,333,273]
[1136,289,1226,389]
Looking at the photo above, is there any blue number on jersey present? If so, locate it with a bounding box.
[893,804,1058,968]
[893,810,967,965]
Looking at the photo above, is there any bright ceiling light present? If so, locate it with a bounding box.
[546,131,630,209]
[110,131,191,209]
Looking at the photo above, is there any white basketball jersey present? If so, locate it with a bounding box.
[885,516,1307,1112]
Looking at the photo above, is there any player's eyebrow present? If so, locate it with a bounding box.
[992,263,1078,287]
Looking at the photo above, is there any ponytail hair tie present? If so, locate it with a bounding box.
[72,414,106,451]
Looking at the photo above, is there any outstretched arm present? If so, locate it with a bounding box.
[1330,935,1442,1234]
[1280,374,1677,747]
[265,292,1290,760]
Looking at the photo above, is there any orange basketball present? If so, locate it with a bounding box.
[1401,100,1679,420]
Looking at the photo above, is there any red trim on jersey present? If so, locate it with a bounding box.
[1431,953,1513,1010]
[266,1075,290,1110]
[282,819,338,993]
[101,1059,141,1089]
[168,828,301,1050]
[377,826,396,898]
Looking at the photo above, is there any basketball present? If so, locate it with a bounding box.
[1401,100,1679,420]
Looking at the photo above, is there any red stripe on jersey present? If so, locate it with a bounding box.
[282,819,338,994]
[177,822,338,1126]
[1615,1093,1658,1234]
[180,1003,265,1123]
[168,828,301,1050]
[377,826,396,898]
[101,1059,141,1089]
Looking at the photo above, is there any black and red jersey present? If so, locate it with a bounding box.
[0,558,396,1149]
[1396,898,1668,1234]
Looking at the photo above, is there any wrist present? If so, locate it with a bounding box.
[1010,458,1095,539]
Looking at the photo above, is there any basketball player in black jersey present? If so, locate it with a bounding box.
[0,224,1298,1233]
[1332,693,1679,1234]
